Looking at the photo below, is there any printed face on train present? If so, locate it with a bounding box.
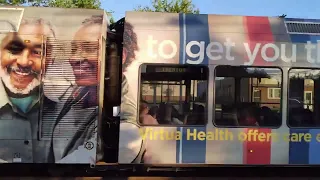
[0,23,47,95]
[69,23,100,86]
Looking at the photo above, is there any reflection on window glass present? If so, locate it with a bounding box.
[139,64,208,126]
[214,65,282,127]
[268,88,281,99]
[253,89,261,102]
[288,69,319,127]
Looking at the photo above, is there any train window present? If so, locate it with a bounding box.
[214,65,282,127]
[288,68,320,127]
[139,64,208,126]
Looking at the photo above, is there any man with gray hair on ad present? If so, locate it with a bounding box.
[0,18,56,163]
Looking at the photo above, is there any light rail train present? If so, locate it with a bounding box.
[1,6,320,170]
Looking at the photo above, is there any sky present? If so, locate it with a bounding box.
[102,0,320,21]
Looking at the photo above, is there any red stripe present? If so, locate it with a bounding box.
[242,16,273,164]
[243,16,275,66]
[243,128,272,164]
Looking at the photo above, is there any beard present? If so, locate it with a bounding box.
[0,65,41,95]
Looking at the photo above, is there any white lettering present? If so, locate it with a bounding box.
[146,36,320,65]
[186,41,205,64]
[305,41,316,63]
[261,43,279,62]
[206,42,223,61]
[281,44,296,62]
[243,43,260,65]
[224,38,235,61]
[147,35,157,59]
[158,40,177,59]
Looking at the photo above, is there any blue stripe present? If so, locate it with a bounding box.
[179,14,210,65]
[176,13,208,163]
[181,127,206,163]
[288,33,320,165]
[289,129,310,164]
[290,34,320,68]
[290,34,320,44]
[301,36,320,164]
[309,35,320,43]
[308,129,320,164]
[289,34,311,43]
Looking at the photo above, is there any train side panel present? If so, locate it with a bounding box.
[118,11,320,165]
[0,6,107,164]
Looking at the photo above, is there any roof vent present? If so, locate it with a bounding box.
[286,22,320,35]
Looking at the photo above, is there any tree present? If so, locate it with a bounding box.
[135,0,199,14]
[46,0,101,9]
[0,0,29,5]
[0,0,117,24]
[109,16,115,24]
[1,0,100,8]
[106,10,115,24]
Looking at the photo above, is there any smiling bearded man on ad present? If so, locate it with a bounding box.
[0,18,56,163]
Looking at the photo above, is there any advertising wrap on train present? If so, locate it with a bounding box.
[118,11,320,165]
[0,7,107,164]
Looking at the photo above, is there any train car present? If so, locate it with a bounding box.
[0,6,108,165]
[3,5,320,173]
[117,11,320,166]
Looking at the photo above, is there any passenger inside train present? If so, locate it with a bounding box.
[139,101,158,125]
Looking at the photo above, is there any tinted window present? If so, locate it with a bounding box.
[288,68,318,127]
[214,65,282,127]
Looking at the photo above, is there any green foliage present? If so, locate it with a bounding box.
[109,16,115,24]
[30,0,50,7]
[0,0,27,5]
[0,0,117,24]
[0,0,101,8]
[135,0,199,14]
[46,0,101,9]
